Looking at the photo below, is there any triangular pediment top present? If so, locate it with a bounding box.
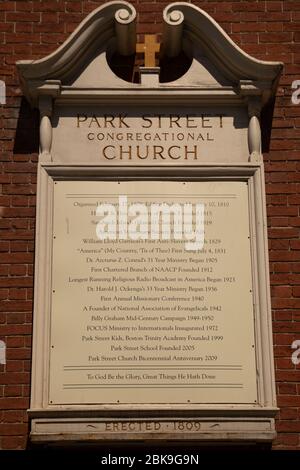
[16,1,283,107]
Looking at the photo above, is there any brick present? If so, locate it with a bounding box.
[0,398,29,410]
[274,434,300,447]
[2,410,26,423]
[268,228,299,238]
[0,230,34,241]
[269,216,289,226]
[270,239,289,249]
[272,322,298,332]
[2,208,35,217]
[15,1,33,12]
[291,240,300,249]
[41,12,58,23]
[277,422,300,432]
[10,242,29,252]
[0,23,14,33]
[0,373,29,385]
[11,196,30,207]
[2,184,36,195]
[0,301,32,312]
[232,2,265,12]
[270,273,290,286]
[9,266,27,276]
[1,165,31,180]
[0,241,9,252]
[270,250,300,261]
[23,360,30,373]
[289,217,300,227]
[4,386,23,397]
[277,371,300,382]
[0,2,15,12]
[0,289,9,300]
[33,23,64,33]
[267,195,288,205]
[284,1,300,10]
[5,361,23,372]
[0,253,33,264]
[0,196,10,207]
[33,1,65,12]
[280,408,298,420]
[29,44,57,55]
[213,12,241,23]
[8,288,27,300]
[277,395,300,407]
[7,348,31,360]
[259,12,291,22]
[293,311,300,321]
[3,323,30,334]
[5,33,41,44]
[0,424,28,436]
[275,358,292,369]
[266,183,298,194]
[1,436,27,449]
[275,333,297,345]
[39,33,67,44]
[0,266,9,276]
[5,12,40,23]
[66,2,83,13]
[292,286,300,297]
[294,32,300,42]
[289,195,300,204]
[267,2,283,12]
[278,383,297,394]
[272,286,292,298]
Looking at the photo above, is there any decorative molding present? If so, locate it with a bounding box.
[162,8,184,58]
[115,6,136,56]
[16,2,282,108]
[30,416,276,444]
[248,116,262,162]
[162,2,283,103]
[28,163,278,444]
[248,98,262,162]
[16,1,136,105]
[39,96,53,161]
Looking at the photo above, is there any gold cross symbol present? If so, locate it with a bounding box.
[136,35,160,68]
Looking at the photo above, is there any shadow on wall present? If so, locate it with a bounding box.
[108,49,192,84]
[13,98,39,155]
[261,98,276,154]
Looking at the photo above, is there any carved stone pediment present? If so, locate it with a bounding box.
[17,1,282,107]
[16,1,282,165]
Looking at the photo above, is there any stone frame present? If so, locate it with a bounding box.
[29,162,277,443]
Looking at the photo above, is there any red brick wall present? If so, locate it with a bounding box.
[0,0,300,450]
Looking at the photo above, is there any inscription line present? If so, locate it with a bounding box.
[63,385,244,389]
[64,366,243,370]
[66,195,237,199]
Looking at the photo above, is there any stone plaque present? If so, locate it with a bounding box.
[49,180,257,405]
[51,107,249,164]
